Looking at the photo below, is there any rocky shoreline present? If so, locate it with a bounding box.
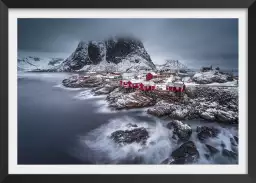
[61,74,238,164]
[107,121,238,164]
[62,74,238,124]
[147,86,238,124]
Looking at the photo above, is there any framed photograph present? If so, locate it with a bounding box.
[0,0,254,182]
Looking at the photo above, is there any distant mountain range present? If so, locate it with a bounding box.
[155,60,188,71]
[18,36,159,73]
[18,36,202,73]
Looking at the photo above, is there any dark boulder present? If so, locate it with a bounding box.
[110,127,149,145]
[196,126,220,142]
[170,141,200,164]
[93,84,118,95]
[62,76,103,88]
[222,149,238,160]
[233,136,238,144]
[230,137,237,146]
[167,120,192,141]
[205,144,220,155]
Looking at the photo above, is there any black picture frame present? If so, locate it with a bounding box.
[0,0,254,182]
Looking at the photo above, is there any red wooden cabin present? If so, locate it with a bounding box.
[139,83,145,90]
[146,72,157,81]
[139,83,156,91]
[166,83,186,92]
[131,82,140,89]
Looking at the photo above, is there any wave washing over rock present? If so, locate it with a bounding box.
[74,116,238,164]
[58,68,239,164]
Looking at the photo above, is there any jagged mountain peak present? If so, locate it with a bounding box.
[156,60,188,71]
[60,36,155,72]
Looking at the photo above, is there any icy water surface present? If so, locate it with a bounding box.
[18,73,238,164]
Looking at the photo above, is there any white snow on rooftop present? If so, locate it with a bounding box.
[130,79,144,83]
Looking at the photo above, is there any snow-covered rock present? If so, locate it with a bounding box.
[192,71,233,84]
[106,90,155,110]
[59,36,156,72]
[215,110,238,123]
[146,86,238,123]
[199,108,217,121]
[166,120,192,141]
[110,127,149,145]
[147,100,198,120]
[62,75,103,88]
[147,101,174,117]
[92,83,119,95]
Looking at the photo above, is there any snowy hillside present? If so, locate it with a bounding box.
[80,53,155,73]
[18,51,68,72]
[156,60,188,71]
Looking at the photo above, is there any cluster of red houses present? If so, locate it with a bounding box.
[166,83,186,92]
[119,80,185,92]
[120,80,156,91]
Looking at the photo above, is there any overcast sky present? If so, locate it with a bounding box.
[18,18,238,69]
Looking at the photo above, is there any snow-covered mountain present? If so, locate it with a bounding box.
[156,60,188,71]
[17,51,68,72]
[18,37,156,73]
[59,36,156,72]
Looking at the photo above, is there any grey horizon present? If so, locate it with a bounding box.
[18,18,238,70]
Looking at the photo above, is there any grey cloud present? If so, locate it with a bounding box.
[18,18,238,69]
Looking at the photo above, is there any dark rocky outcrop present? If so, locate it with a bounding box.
[60,36,155,72]
[105,37,152,65]
[196,126,220,142]
[147,86,238,124]
[222,149,238,160]
[233,136,239,144]
[92,83,119,95]
[166,120,192,141]
[110,127,149,145]
[62,75,103,88]
[230,137,237,146]
[106,89,156,110]
[205,144,220,155]
[169,141,200,164]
